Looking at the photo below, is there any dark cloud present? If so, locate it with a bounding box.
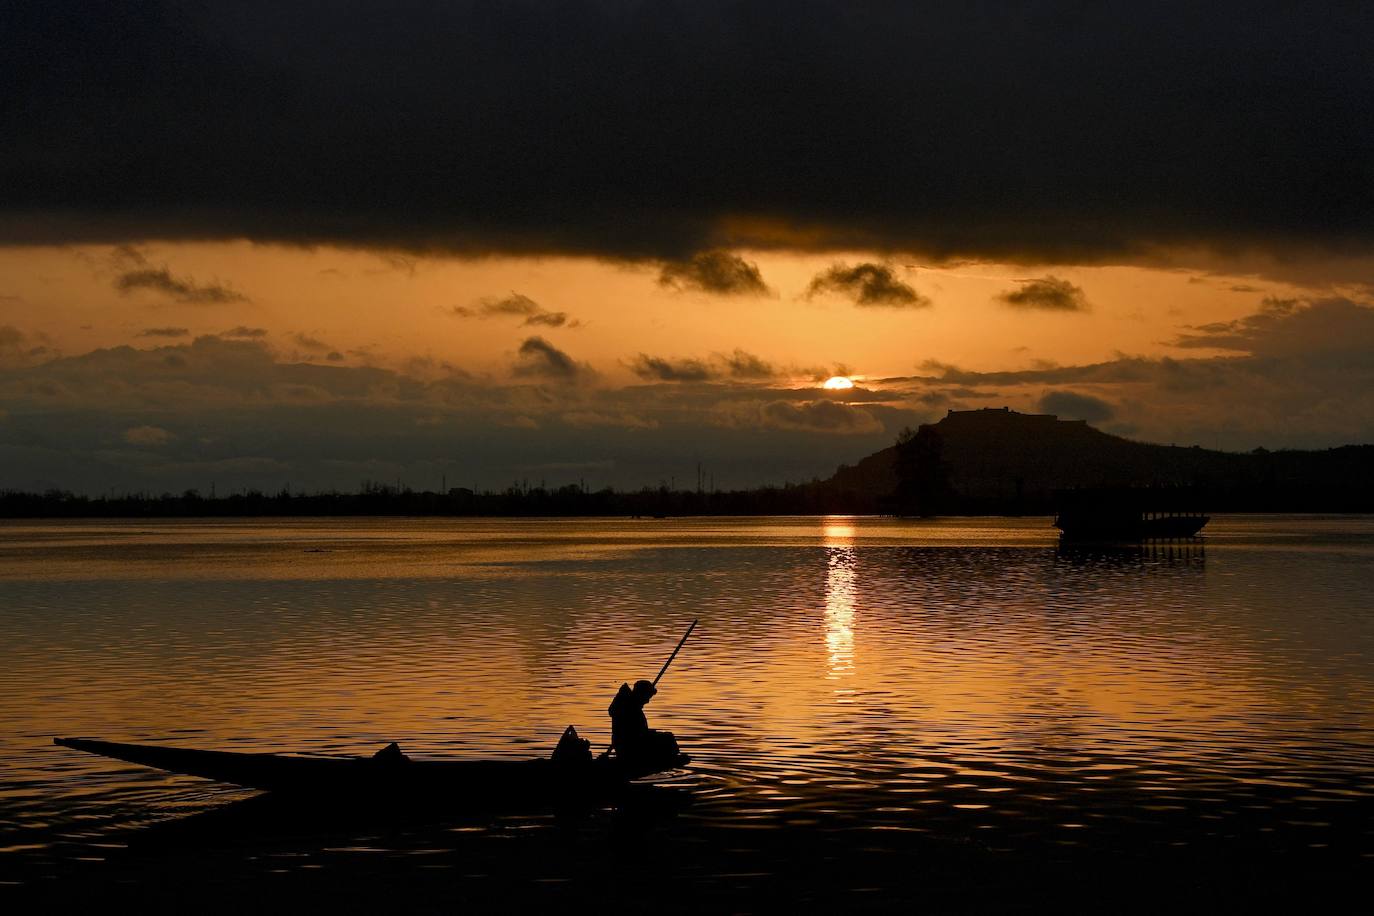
[114,267,248,304]
[220,326,268,338]
[7,2,1370,268]
[658,251,771,296]
[631,355,713,383]
[1172,297,1374,360]
[290,332,331,352]
[137,327,189,338]
[1038,390,1116,422]
[997,276,1089,311]
[0,326,25,347]
[513,336,589,381]
[722,349,775,379]
[108,247,248,304]
[523,311,575,328]
[743,400,884,435]
[879,296,1374,448]
[0,336,905,492]
[451,293,579,328]
[629,349,776,383]
[807,263,928,308]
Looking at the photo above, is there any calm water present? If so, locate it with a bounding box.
[2,516,1372,906]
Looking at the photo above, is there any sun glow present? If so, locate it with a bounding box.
[822,375,854,390]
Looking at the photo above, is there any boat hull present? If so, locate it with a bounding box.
[54,737,687,799]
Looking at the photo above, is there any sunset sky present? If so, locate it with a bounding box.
[3,1,1373,493]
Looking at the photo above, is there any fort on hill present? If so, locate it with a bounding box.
[826,407,1374,516]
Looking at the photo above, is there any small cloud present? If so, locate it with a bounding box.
[996,276,1089,311]
[807,263,929,307]
[1038,390,1115,422]
[752,400,884,434]
[630,354,714,382]
[137,327,189,338]
[291,332,332,352]
[0,325,25,347]
[122,425,175,446]
[721,348,775,379]
[628,348,777,383]
[513,336,591,381]
[562,410,658,429]
[115,267,249,304]
[221,326,268,338]
[368,253,419,276]
[522,310,576,327]
[451,292,580,328]
[326,351,344,362]
[803,362,854,382]
[477,293,541,318]
[658,251,771,296]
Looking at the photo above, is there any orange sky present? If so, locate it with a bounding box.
[0,242,1331,378]
[3,241,1374,493]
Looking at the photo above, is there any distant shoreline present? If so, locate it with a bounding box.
[2,497,1371,523]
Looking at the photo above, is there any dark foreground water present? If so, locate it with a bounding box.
[1,516,1371,912]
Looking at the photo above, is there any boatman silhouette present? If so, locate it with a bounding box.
[604,620,696,771]
[551,620,695,773]
[609,678,678,767]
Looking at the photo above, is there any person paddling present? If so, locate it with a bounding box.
[604,620,696,772]
[608,679,680,771]
[609,679,657,746]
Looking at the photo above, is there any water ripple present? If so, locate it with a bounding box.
[1,515,1372,889]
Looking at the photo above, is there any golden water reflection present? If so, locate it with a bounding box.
[4,515,1374,886]
[823,519,857,681]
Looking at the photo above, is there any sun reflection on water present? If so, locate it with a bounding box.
[823,520,857,681]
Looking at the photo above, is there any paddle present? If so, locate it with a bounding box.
[653,618,698,688]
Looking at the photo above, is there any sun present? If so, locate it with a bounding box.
[822,376,855,390]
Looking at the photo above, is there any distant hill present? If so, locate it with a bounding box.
[826,407,1374,514]
[4,406,1370,518]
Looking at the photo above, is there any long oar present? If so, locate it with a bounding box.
[652,618,698,688]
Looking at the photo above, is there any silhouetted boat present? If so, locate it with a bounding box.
[53,737,688,800]
[1054,487,1209,540]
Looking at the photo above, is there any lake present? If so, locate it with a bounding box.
[2,515,1372,910]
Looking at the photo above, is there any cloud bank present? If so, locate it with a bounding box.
[0,335,907,493]
[4,1,1372,269]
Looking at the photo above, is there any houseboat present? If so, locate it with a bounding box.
[1054,487,1209,540]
